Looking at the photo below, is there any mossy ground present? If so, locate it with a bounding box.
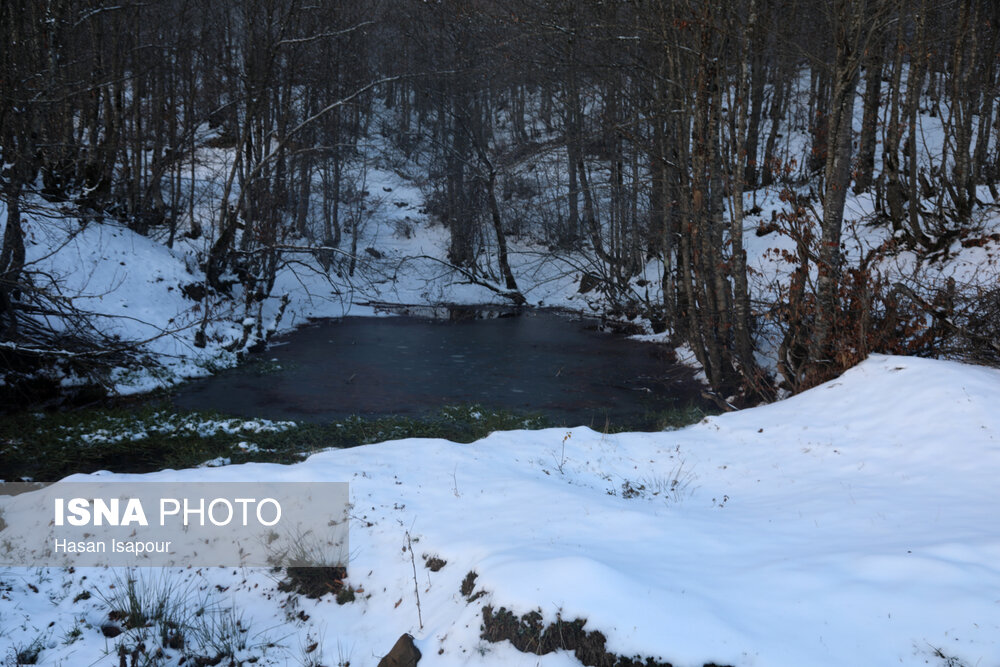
[0,404,547,481]
[0,402,710,482]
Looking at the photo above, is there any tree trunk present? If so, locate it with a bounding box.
[0,181,26,339]
[729,0,759,383]
[854,33,884,193]
[486,170,524,302]
[810,0,864,368]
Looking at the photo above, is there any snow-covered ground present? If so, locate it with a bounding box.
[3,353,998,666]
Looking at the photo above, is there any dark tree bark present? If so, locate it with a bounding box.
[854,32,885,194]
[810,0,891,371]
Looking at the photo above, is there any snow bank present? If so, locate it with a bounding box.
[5,354,999,666]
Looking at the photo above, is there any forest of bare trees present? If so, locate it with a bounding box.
[2,0,1000,403]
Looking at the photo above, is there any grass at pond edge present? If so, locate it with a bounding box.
[0,403,713,482]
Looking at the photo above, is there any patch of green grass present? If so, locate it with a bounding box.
[0,403,551,481]
[0,404,267,481]
[0,401,713,481]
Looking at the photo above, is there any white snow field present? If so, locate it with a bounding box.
[3,353,998,666]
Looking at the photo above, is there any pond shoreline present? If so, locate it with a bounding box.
[356,300,657,335]
[170,305,706,428]
[2,303,707,446]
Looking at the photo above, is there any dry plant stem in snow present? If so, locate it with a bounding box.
[554,431,571,474]
[406,531,424,629]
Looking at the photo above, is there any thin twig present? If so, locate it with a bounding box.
[405,531,423,630]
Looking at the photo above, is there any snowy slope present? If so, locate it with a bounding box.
[3,353,998,666]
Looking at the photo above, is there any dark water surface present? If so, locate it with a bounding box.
[172,309,705,428]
